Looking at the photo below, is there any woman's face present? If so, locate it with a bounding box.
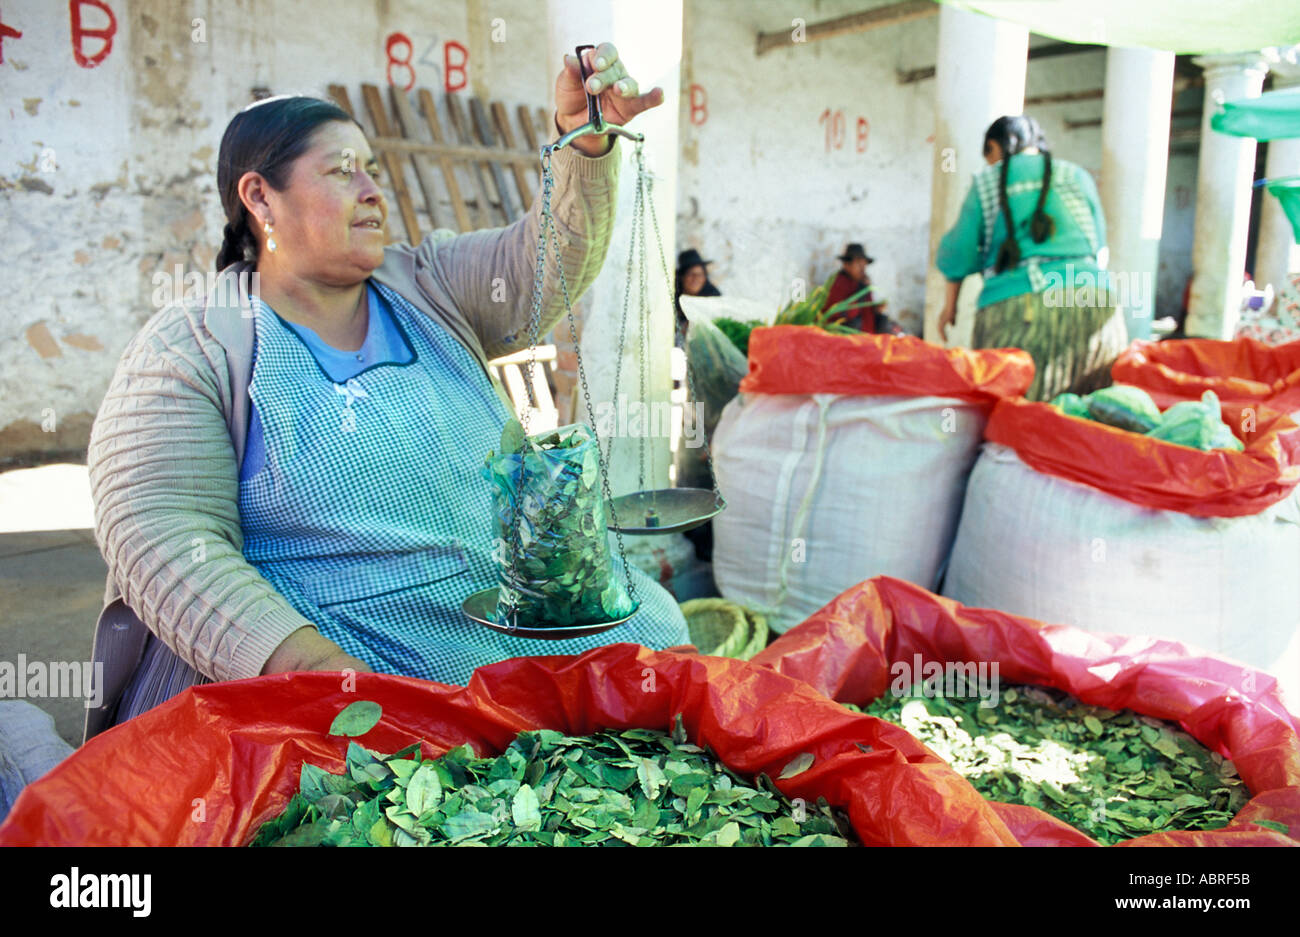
[245,120,389,283]
[983,139,1003,165]
[681,265,708,296]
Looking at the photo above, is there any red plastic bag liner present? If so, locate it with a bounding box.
[984,395,1300,517]
[0,644,1026,847]
[739,325,1034,403]
[1113,338,1300,414]
[752,576,1300,847]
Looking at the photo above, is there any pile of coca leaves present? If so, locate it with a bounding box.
[848,682,1259,845]
[480,420,634,628]
[250,704,854,847]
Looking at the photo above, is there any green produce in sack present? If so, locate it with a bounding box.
[1049,392,1092,419]
[482,419,634,628]
[685,315,748,437]
[1145,391,1245,453]
[1085,384,1163,433]
[251,707,854,847]
[713,316,766,357]
[848,681,1249,846]
[773,273,876,334]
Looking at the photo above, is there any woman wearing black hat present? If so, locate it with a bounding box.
[675,248,721,337]
[825,243,888,333]
[936,115,1126,401]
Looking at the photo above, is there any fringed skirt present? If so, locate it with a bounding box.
[972,291,1129,402]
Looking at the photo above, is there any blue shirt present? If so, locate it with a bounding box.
[240,282,413,481]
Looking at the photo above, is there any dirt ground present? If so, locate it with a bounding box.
[0,465,103,747]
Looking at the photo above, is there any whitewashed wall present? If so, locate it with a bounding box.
[676,5,1197,334]
[1026,49,1105,174]
[2,0,1205,462]
[676,0,941,331]
[0,0,552,461]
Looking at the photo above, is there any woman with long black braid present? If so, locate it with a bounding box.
[937,116,1127,401]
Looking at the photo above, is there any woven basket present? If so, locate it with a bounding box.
[680,599,769,660]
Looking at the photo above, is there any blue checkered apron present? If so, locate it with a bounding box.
[238,281,688,685]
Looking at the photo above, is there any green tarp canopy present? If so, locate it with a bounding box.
[1211,87,1300,243]
[940,1,1300,54]
[1211,86,1300,141]
[1260,177,1300,244]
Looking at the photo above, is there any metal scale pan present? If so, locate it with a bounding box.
[606,488,723,535]
[461,587,639,639]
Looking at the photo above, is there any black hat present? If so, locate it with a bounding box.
[838,243,875,264]
[677,248,712,272]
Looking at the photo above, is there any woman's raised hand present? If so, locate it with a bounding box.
[555,42,664,155]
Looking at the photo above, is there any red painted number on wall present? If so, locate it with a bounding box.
[443,40,467,93]
[0,2,120,68]
[820,109,871,155]
[689,84,708,126]
[819,108,845,152]
[70,0,116,68]
[385,32,416,92]
[0,5,23,65]
[386,34,468,94]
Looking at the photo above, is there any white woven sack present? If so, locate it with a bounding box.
[712,392,988,633]
[944,442,1300,710]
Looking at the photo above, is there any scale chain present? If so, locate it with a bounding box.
[636,144,651,496]
[642,158,726,505]
[540,145,639,609]
[499,147,558,631]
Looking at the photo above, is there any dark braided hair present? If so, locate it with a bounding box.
[215,95,363,271]
[985,115,1055,274]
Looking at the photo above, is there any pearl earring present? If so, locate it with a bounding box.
[264,220,278,253]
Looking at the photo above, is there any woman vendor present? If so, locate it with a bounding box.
[83,44,689,741]
[936,115,1128,401]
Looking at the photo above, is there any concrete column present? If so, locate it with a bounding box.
[1254,49,1300,295]
[924,5,1028,345]
[1186,52,1270,338]
[1100,48,1176,341]
[546,1,682,497]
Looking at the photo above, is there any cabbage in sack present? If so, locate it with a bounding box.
[1085,384,1163,433]
[1145,391,1245,452]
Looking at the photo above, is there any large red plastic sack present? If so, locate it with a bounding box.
[984,395,1300,517]
[751,576,1300,847]
[739,325,1034,401]
[1113,338,1300,414]
[0,644,1026,847]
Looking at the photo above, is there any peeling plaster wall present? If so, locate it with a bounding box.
[2,0,1207,464]
[1,0,550,463]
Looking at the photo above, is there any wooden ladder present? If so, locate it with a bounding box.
[326,82,552,241]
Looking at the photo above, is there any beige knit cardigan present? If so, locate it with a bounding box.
[84,139,621,741]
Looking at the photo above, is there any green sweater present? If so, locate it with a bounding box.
[937,153,1111,309]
